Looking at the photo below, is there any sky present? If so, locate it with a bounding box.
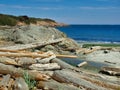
[0,0,120,24]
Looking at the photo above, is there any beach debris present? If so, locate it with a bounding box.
[99,67,120,76]
[37,79,82,90]
[52,69,106,90]
[0,38,65,51]
[104,60,116,64]
[14,77,29,90]
[29,63,61,71]
[77,61,88,67]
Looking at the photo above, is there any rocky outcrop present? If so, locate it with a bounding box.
[36,21,67,27]
[0,25,79,54]
[0,25,66,44]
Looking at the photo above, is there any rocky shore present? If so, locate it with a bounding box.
[0,25,120,90]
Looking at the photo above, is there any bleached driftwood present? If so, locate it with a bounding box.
[16,57,36,65]
[77,61,87,67]
[0,74,14,90]
[0,38,64,50]
[0,74,11,87]
[0,63,50,81]
[0,49,24,53]
[0,51,77,59]
[37,79,82,90]
[51,58,82,72]
[36,51,56,64]
[14,77,29,90]
[0,57,19,66]
[29,63,61,71]
[0,52,50,58]
[99,67,120,76]
[52,69,106,90]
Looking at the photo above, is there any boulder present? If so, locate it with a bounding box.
[0,25,66,44]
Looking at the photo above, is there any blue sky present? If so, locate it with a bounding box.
[0,0,120,24]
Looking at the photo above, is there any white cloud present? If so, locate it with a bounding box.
[36,7,63,10]
[79,6,119,10]
[31,0,62,2]
[10,5,31,9]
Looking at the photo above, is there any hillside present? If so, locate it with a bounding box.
[0,14,65,27]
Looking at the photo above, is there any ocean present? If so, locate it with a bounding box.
[57,25,120,43]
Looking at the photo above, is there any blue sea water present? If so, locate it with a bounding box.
[57,25,120,43]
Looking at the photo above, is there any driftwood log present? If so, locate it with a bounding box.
[0,50,77,58]
[0,52,50,58]
[0,63,50,81]
[0,74,14,90]
[37,79,82,90]
[99,67,120,76]
[51,58,76,69]
[14,77,29,90]
[0,38,65,50]
[29,63,61,71]
[51,58,82,72]
[0,74,11,87]
[0,57,20,66]
[77,61,87,67]
[52,69,106,90]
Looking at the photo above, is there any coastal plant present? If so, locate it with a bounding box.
[23,71,36,90]
[0,14,17,26]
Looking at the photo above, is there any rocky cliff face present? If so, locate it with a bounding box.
[0,25,79,54]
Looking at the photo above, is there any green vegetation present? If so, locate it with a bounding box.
[23,71,36,90]
[0,14,17,26]
[0,13,56,26]
[82,43,120,48]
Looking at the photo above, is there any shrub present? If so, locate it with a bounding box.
[23,71,36,90]
[0,14,17,26]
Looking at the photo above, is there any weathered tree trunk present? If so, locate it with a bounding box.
[37,79,82,90]
[51,58,82,72]
[0,57,19,66]
[0,74,11,87]
[0,74,14,90]
[14,77,29,90]
[0,63,49,81]
[99,67,120,76]
[52,69,106,90]
[0,52,49,58]
[36,52,56,64]
[0,38,64,50]
[29,63,61,71]
[51,58,76,69]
